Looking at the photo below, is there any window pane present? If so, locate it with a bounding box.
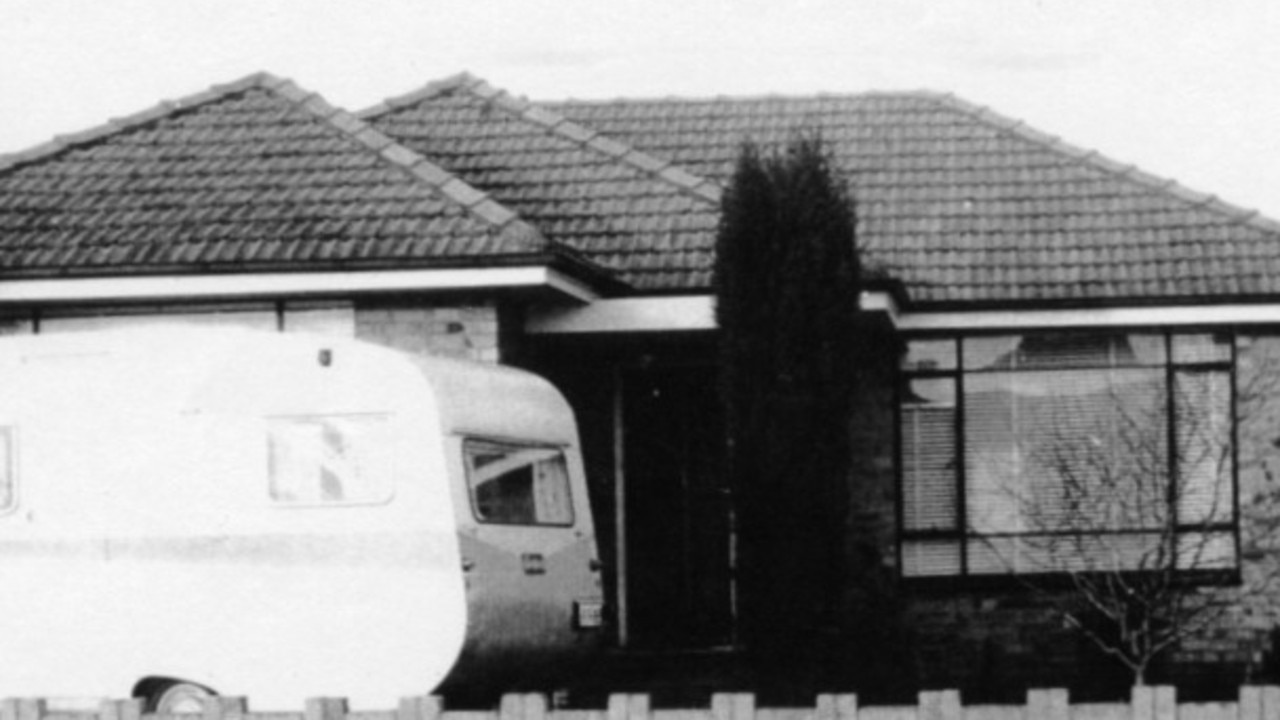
[0,426,13,511]
[1172,333,1233,365]
[903,339,957,372]
[901,378,957,531]
[965,332,1165,371]
[1177,531,1236,569]
[965,367,1169,536]
[969,533,1168,575]
[1176,370,1234,524]
[268,415,394,505]
[901,539,961,577]
[962,336,1021,371]
[465,440,574,526]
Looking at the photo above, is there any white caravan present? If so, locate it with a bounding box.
[0,328,603,710]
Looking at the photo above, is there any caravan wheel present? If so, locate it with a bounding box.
[143,679,216,714]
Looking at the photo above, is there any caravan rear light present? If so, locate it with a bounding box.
[573,599,604,629]
[521,553,546,575]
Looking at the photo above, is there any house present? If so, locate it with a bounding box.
[4,71,1280,699]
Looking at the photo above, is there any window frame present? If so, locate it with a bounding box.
[896,329,1242,584]
[462,437,576,528]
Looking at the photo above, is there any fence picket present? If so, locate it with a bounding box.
[711,694,753,720]
[305,698,349,720]
[917,691,959,720]
[607,694,649,720]
[1261,686,1280,720]
[1026,689,1068,720]
[398,696,442,720]
[815,694,857,720]
[14,699,43,720]
[1130,687,1177,720]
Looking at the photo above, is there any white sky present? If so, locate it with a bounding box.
[4,0,1280,216]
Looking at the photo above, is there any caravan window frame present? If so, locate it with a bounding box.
[462,437,576,527]
[0,425,16,515]
[264,413,398,509]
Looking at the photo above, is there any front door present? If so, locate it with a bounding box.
[622,364,734,649]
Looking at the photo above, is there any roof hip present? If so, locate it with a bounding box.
[361,73,723,206]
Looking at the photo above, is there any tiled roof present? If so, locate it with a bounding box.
[361,74,721,291]
[545,92,1280,307]
[0,73,599,281]
[9,71,1280,309]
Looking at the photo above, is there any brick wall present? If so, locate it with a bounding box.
[355,301,501,363]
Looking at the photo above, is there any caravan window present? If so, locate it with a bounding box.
[267,415,394,506]
[0,426,13,512]
[464,439,574,526]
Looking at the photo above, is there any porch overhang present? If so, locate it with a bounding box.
[525,291,901,334]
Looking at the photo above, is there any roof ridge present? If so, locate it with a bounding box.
[0,71,288,175]
[277,78,549,245]
[485,80,723,205]
[929,92,1280,236]
[364,73,723,205]
[357,71,482,119]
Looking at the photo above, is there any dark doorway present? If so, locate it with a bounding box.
[622,363,734,649]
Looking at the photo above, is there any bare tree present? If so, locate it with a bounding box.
[979,367,1246,685]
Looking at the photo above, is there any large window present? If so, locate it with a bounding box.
[899,331,1237,578]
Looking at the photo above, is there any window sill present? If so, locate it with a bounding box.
[900,567,1242,595]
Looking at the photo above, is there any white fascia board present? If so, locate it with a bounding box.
[525,291,900,334]
[859,290,900,321]
[527,293,1280,335]
[899,304,1280,332]
[528,295,716,334]
[0,266,598,304]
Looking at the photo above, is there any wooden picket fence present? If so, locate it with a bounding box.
[5,687,1280,720]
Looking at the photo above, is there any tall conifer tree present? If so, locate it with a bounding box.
[715,136,864,697]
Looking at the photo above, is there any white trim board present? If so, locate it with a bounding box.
[528,295,716,334]
[527,291,897,334]
[0,266,598,304]
[898,304,1280,331]
[527,294,1280,334]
